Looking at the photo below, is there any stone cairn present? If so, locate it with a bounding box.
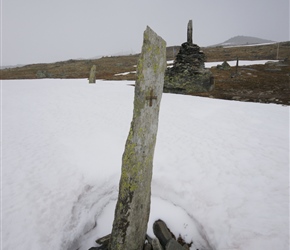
[90,219,193,250]
[164,20,214,94]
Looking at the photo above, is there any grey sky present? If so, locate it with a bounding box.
[1,0,289,66]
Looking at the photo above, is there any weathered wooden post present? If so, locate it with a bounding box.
[236,57,239,75]
[109,26,166,250]
[276,42,280,60]
[89,65,96,83]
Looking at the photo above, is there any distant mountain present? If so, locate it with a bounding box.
[0,64,26,70]
[210,35,275,47]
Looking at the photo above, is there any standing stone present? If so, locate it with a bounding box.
[89,65,96,83]
[153,220,173,246]
[187,20,193,44]
[109,26,166,250]
[166,238,185,250]
[236,57,239,75]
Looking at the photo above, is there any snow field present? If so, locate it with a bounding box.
[2,79,289,250]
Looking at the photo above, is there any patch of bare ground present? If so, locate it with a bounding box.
[1,42,289,105]
[194,60,290,105]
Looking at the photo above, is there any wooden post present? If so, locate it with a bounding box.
[236,57,239,75]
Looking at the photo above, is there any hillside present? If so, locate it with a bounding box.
[212,35,275,47]
[1,41,290,105]
[1,42,289,79]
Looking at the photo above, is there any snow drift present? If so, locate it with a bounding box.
[2,79,289,250]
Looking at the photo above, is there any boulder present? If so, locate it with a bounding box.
[36,70,53,78]
[146,234,153,245]
[165,238,184,250]
[152,238,163,250]
[153,220,173,247]
[143,242,153,250]
[94,234,110,249]
[95,234,110,245]
[182,244,190,250]
[217,61,231,70]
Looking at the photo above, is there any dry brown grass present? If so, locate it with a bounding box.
[1,42,289,105]
[195,61,290,105]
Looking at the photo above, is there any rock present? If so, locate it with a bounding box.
[89,246,108,250]
[109,26,166,250]
[96,234,110,246]
[176,235,191,249]
[217,61,231,70]
[93,234,110,249]
[182,244,190,249]
[265,61,277,65]
[153,220,173,247]
[265,68,282,72]
[89,65,96,83]
[152,238,163,250]
[232,96,241,100]
[36,70,52,78]
[36,70,46,78]
[165,238,184,250]
[146,234,153,245]
[143,242,153,250]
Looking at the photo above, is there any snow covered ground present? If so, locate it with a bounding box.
[204,60,279,68]
[220,42,277,48]
[115,60,279,75]
[2,79,289,250]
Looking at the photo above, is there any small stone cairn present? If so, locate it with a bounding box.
[90,219,193,250]
[164,20,214,94]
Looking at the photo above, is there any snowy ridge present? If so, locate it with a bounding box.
[221,42,277,48]
[2,79,289,250]
[62,181,118,250]
[209,35,275,47]
[205,60,279,68]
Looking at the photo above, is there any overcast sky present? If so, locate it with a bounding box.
[1,0,289,66]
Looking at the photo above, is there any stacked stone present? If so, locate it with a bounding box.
[164,20,214,94]
[91,220,193,250]
[172,42,206,72]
